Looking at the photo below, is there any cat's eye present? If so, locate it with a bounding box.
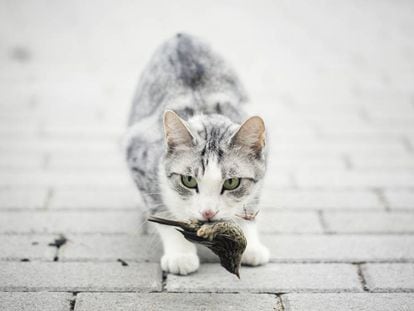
[181,175,198,189]
[222,177,241,191]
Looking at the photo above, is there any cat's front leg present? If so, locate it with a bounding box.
[156,225,200,275]
[240,220,270,266]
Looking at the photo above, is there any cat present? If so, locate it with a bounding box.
[125,33,269,275]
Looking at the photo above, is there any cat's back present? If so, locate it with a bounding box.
[128,34,248,126]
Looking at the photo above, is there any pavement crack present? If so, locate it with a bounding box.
[355,263,369,292]
[69,292,78,311]
[373,188,390,212]
[317,210,330,233]
[161,271,167,292]
[275,294,285,311]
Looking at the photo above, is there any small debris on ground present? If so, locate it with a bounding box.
[117,258,129,266]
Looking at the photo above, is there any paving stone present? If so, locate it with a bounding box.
[0,124,39,138]
[363,263,414,292]
[258,211,323,233]
[282,293,414,311]
[166,263,361,293]
[0,262,161,291]
[361,97,414,118]
[273,141,407,155]
[75,293,278,311]
[0,189,48,209]
[59,234,162,262]
[262,234,414,262]
[318,127,414,140]
[0,235,57,260]
[42,124,122,140]
[0,154,44,170]
[323,211,414,233]
[0,139,117,154]
[261,172,294,188]
[296,171,414,188]
[270,155,346,170]
[0,292,72,311]
[260,190,383,210]
[0,211,144,234]
[49,188,143,209]
[350,154,414,169]
[0,171,134,188]
[47,154,126,171]
[384,191,414,210]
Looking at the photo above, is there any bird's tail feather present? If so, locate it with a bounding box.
[147,216,188,228]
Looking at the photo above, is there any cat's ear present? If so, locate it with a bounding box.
[231,116,266,155]
[163,110,195,151]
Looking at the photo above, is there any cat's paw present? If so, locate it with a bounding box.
[242,243,270,266]
[161,252,200,275]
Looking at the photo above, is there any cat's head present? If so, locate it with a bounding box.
[160,110,266,222]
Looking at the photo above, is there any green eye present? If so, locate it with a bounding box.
[181,175,198,189]
[223,177,241,191]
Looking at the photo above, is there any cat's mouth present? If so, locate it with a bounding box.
[235,210,259,221]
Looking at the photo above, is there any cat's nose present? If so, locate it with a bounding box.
[201,209,217,220]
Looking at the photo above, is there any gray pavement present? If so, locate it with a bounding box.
[1,0,414,310]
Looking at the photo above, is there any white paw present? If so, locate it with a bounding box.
[242,243,270,266]
[161,252,200,275]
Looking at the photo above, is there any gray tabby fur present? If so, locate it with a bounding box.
[125,33,266,221]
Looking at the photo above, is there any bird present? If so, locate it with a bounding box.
[147,216,247,278]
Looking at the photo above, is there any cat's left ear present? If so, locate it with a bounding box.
[163,110,195,151]
[231,116,266,155]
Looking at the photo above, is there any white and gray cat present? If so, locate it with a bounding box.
[125,33,269,275]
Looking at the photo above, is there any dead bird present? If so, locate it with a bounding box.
[148,216,247,278]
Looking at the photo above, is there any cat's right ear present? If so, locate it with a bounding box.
[163,110,194,151]
[230,116,266,156]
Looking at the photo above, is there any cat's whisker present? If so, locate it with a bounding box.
[135,218,150,233]
[244,200,277,207]
[139,232,163,257]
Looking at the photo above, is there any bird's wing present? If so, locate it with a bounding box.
[177,229,214,247]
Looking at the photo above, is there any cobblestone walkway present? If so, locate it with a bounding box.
[1,0,414,310]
